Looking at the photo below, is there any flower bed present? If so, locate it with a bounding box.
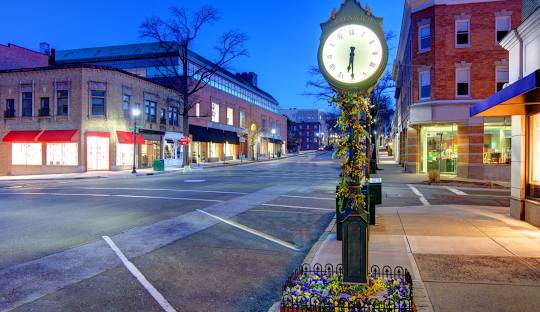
[280,264,414,312]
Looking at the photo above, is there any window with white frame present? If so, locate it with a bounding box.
[419,70,431,100]
[211,103,220,122]
[46,143,78,166]
[12,143,42,165]
[496,67,509,91]
[456,67,470,97]
[195,103,200,118]
[419,24,430,52]
[496,16,511,42]
[227,107,234,126]
[456,20,470,46]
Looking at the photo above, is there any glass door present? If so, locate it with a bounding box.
[421,125,458,175]
[87,136,109,171]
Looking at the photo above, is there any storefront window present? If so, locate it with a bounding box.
[483,117,511,164]
[116,143,133,166]
[47,143,78,166]
[419,124,458,174]
[209,142,220,159]
[12,143,42,165]
[225,142,234,157]
[529,114,540,198]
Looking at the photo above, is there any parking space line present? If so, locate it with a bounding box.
[445,186,467,195]
[261,203,334,211]
[407,184,430,206]
[248,209,325,215]
[0,192,224,203]
[102,236,177,312]
[196,209,301,251]
[280,195,334,200]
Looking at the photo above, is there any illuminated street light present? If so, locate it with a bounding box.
[132,107,141,174]
[271,128,276,158]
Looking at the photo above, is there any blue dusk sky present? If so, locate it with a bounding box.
[0,0,404,111]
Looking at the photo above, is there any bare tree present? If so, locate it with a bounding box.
[140,5,248,167]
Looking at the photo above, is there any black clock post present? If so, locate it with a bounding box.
[317,0,388,284]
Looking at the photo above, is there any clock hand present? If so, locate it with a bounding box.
[347,47,356,79]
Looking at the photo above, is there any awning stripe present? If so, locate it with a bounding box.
[37,130,79,142]
[117,131,144,144]
[2,130,43,142]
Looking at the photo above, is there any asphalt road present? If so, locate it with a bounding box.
[0,153,511,312]
[0,152,339,312]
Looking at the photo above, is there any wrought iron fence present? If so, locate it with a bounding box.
[280,263,414,312]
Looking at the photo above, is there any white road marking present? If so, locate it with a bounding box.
[248,209,324,215]
[102,236,177,312]
[445,186,467,195]
[0,192,224,203]
[184,179,206,183]
[35,187,248,195]
[196,209,300,251]
[261,203,334,211]
[407,184,429,206]
[280,195,334,200]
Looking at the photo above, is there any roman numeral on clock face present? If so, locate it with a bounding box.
[369,62,377,68]
[338,72,344,79]
[329,64,336,71]
[372,51,379,55]
[349,29,355,36]
[337,33,343,39]
[369,40,375,44]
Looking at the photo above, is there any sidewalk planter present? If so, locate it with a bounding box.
[280,263,414,312]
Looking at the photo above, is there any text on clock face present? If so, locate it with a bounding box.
[322,24,383,84]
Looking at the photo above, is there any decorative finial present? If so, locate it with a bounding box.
[331,8,337,19]
[365,3,372,16]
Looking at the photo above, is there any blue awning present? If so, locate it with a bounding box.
[470,69,540,117]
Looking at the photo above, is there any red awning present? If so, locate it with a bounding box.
[116,131,144,144]
[2,130,43,142]
[37,130,79,142]
[85,131,110,138]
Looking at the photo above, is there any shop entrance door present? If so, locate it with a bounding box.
[421,125,458,175]
[87,136,109,171]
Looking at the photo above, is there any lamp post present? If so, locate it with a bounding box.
[132,107,141,174]
[316,132,320,150]
[271,128,276,158]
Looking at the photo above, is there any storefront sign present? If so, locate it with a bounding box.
[180,137,190,145]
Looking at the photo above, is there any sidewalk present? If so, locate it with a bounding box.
[375,150,510,188]
[288,162,540,312]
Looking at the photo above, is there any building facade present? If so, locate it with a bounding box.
[392,0,521,181]
[55,43,286,163]
[0,43,49,70]
[0,65,183,175]
[281,108,327,151]
[471,1,540,226]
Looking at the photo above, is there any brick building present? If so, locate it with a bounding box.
[392,0,521,181]
[0,43,49,70]
[281,108,327,151]
[471,1,540,226]
[0,65,182,175]
[55,43,286,163]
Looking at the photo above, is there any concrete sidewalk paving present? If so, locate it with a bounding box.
[302,203,540,312]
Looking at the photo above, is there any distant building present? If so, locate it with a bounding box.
[281,108,327,151]
[55,43,286,162]
[0,43,49,70]
[0,65,182,175]
[392,0,521,181]
[471,1,540,226]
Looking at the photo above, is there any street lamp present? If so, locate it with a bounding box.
[271,128,276,159]
[316,132,320,150]
[132,107,141,174]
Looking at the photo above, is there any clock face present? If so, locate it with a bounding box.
[321,24,384,84]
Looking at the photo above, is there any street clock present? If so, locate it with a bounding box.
[318,0,388,93]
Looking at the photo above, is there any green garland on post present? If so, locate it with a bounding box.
[332,93,373,211]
